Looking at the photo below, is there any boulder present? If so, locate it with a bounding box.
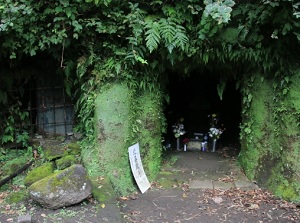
[28,164,92,209]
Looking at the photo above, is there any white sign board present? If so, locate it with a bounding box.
[128,143,151,194]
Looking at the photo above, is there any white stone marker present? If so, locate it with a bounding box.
[128,143,151,194]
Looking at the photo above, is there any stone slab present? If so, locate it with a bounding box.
[234,180,259,190]
[213,181,235,190]
[187,141,201,150]
[189,180,213,189]
[18,214,31,223]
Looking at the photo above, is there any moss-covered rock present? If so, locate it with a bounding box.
[24,162,55,186]
[28,164,92,209]
[44,143,69,161]
[5,190,30,204]
[55,155,77,170]
[67,143,81,155]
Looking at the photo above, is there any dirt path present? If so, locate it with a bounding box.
[1,150,299,223]
[119,150,299,223]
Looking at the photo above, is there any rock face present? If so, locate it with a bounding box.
[28,164,92,209]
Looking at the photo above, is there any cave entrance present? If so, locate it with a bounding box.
[165,71,241,152]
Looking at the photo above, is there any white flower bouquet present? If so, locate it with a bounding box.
[208,127,223,140]
[172,123,186,138]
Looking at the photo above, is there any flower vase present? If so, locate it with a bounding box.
[176,138,180,151]
[212,139,217,152]
[184,144,187,151]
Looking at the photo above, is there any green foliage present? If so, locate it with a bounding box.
[144,17,189,53]
[2,153,32,176]
[203,0,235,24]
[1,0,300,201]
[0,100,30,147]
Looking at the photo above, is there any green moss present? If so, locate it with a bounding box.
[159,171,173,176]
[162,154,180,168]
[238,145,260,180]
[157,170,187,188]
[2,156,30,176]
[275,184,299,202]
[44,144,69,161]
[134,91,164,181]
[5,190,30,204]
[90,176,116,203]
[240,72,300,202]
[159,178,175,188]
[92,83,135,195]
[29,165,90,194]
[24,162,55,186]
[81,146,100,177]
[288,70,300,110]
[55,155,78,170]
[67,143,81,155]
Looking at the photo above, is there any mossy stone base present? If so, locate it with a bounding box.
[90,176,116,203]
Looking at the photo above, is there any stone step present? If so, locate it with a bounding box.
[189,179,258,191]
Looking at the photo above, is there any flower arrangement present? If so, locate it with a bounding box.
[172,123,186,138]
[183,138,189,144]
[208,127,223,140]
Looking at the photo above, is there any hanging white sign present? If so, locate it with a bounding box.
[128,143,151,194]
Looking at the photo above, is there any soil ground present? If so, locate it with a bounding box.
[1,147,299,223]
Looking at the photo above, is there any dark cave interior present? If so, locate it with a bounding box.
[165,72,242,150]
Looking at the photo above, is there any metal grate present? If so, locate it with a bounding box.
[1,72,74,141]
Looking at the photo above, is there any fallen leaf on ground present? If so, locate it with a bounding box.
[119,196,130,201]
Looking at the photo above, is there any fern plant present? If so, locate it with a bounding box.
[144,17,189,54]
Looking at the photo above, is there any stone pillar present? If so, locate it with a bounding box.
[93,83,134,195]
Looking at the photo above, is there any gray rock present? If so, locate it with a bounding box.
[28,164,92,209]
[18,213,31,223]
